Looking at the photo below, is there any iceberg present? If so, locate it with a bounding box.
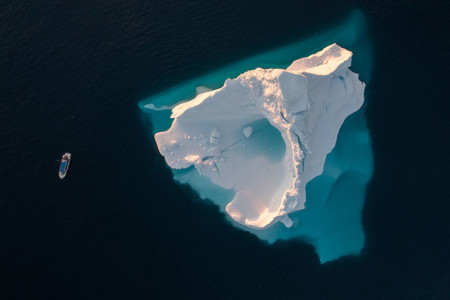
[153,44,365,230]
[140,11,373,263]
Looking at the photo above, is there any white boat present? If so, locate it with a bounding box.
[59,153,71,179]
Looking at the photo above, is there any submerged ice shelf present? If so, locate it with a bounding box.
[155,44,364,229]
[140,11,373,263]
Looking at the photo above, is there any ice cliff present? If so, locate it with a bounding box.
[153,44,365,229]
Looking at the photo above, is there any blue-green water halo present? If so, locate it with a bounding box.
[139,10,373,263]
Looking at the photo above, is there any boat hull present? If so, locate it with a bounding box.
[59,153,71,179]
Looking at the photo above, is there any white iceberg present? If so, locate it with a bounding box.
[242,127,253,138]
[153,44,365,229]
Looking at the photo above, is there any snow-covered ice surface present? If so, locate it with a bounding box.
[155,43,363,229]
[139,11,373,263]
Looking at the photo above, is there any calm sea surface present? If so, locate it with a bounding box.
[1,0,449,298]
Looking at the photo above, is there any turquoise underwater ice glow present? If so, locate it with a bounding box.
[139,11,373,263]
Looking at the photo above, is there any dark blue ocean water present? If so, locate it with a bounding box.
[1,1,449,299]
